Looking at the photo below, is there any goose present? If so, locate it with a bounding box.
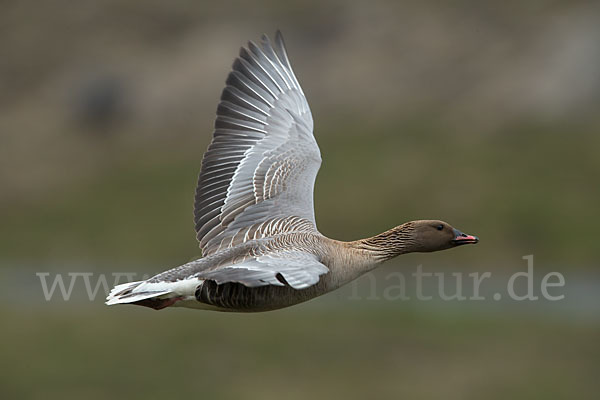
[106,31,478,312]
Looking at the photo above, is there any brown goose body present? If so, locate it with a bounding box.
[192,221,476,312]
[105,33,478,312]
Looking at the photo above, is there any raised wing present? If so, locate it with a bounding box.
[194,31,321,256]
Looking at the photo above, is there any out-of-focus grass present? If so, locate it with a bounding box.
[0,149,201,267]
[1,118,598,268]
[2,305,598,399]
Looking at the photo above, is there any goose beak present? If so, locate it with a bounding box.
[452,228,479,246]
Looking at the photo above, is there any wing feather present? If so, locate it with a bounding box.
[193,31,321,257]
[197,251,328,289]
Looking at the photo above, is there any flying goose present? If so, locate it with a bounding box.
[106,31,478,312]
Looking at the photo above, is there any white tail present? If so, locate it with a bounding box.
[105,278,203,309]
[105,280,170,305]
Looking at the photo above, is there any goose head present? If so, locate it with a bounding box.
[408,220,479,252]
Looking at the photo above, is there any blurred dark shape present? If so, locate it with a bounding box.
[72,74,129,135]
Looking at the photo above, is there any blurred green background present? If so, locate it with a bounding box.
[1,0,599,399]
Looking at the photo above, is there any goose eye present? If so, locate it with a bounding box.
[436,224,444,231]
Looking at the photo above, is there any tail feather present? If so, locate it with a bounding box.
[105,281,172,306]
[105,277,203,308]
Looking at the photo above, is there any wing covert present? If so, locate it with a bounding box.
[197,250,329,289]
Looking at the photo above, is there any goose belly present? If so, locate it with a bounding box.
[189,279,331,312]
